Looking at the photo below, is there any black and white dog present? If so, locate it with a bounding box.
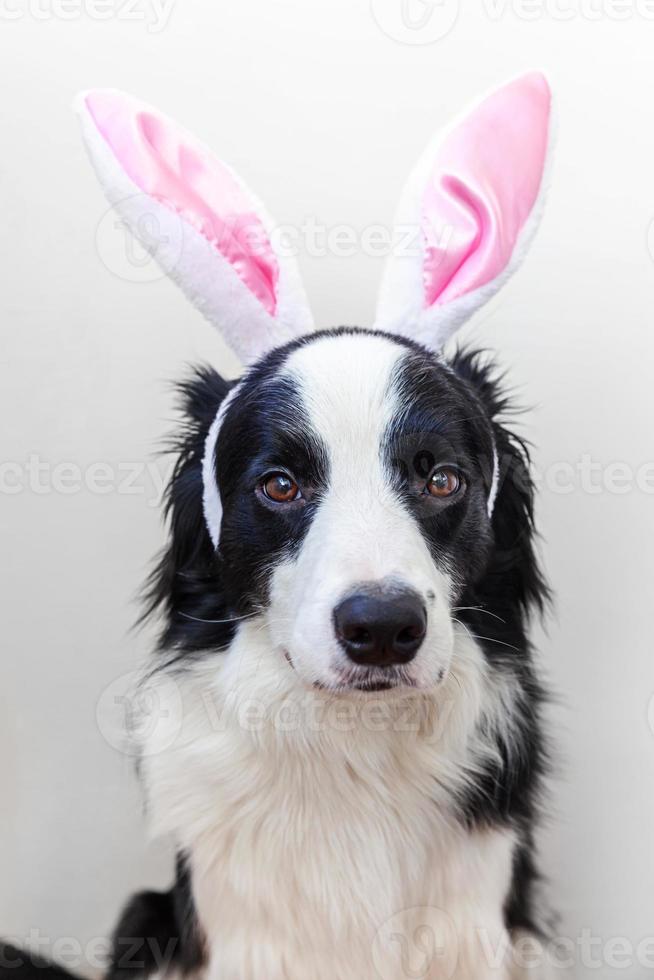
[8,73,558,979]
[127,330,550,980]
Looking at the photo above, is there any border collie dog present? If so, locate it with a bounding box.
[19,72,557,979]
[127,331,550,980]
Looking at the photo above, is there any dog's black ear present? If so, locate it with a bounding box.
[450,348,550,629]
[142,367,237,655]
[449,349,550,932]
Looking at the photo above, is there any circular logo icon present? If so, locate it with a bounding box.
[372,906,459,979]
[96,669,183,757]
[370,0,460,45]
[95,194,185,284]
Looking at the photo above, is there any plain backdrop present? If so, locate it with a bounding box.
[1,1,653,977]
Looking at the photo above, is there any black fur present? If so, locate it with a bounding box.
[214,369,329,610]
[141,366,234,658]
[107,855,204,979]
[123,329,551,965]
[449,348,550,935]
[0,943,83,980]
[386,346,498,595]
[143,344,329,661]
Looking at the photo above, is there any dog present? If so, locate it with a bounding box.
[123,328,551,980]
[3,73,557,979]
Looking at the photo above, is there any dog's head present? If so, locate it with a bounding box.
[78,74,552,693]
[144,331,549,700]
[210,328,497,692]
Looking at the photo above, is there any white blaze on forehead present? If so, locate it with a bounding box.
[281,332,432,585]
[282,332,406,495]
[201,331,500,550]
[202,381,243,548]
[284,332,500,521]
[200,333,406,551]
[272,331,455,689]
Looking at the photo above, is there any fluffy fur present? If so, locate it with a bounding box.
[4,329,551,980]
[373,73,553,349]
[75,91,315,366]
[122,328,550,980]
[6,72,557,980]
[76,75,552,368]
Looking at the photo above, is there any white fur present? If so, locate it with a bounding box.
[76,84,548,527]
[138,333,537,977]
[201,332,501,551]
[75,91,315,366]
[140,622,527,980]
[202,381,244,548]
[75,81,554,367]
[73,80,560,980]
[268,332,453,691]
[488,446,500,518]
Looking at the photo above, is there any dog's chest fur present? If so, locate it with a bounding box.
[142,626,519,980]
[191,808,514,980]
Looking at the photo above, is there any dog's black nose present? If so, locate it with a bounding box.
[333,590,427,667]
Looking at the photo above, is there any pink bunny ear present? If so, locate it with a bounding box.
[75,90,314,364]
[375,73,553,350]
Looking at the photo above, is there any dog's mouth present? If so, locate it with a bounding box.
[283,650,416,693]
[354,680,390,691]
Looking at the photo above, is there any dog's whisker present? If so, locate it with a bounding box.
[452,606,507,625]
[454,618,520,653]
[65,76,562,975]
[177,611,257,625]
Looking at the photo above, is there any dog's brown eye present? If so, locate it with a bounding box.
[427,467,461,499]
[262,473,300,503]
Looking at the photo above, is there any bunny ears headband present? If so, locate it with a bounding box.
[76,72,553,539]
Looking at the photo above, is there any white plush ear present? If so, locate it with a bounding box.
[75,89,314,365]
[374,73,553,350]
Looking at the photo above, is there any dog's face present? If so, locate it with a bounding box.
[84,77,551,701]
[211,329,497,694]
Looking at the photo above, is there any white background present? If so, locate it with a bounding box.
[1,1,653,977]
